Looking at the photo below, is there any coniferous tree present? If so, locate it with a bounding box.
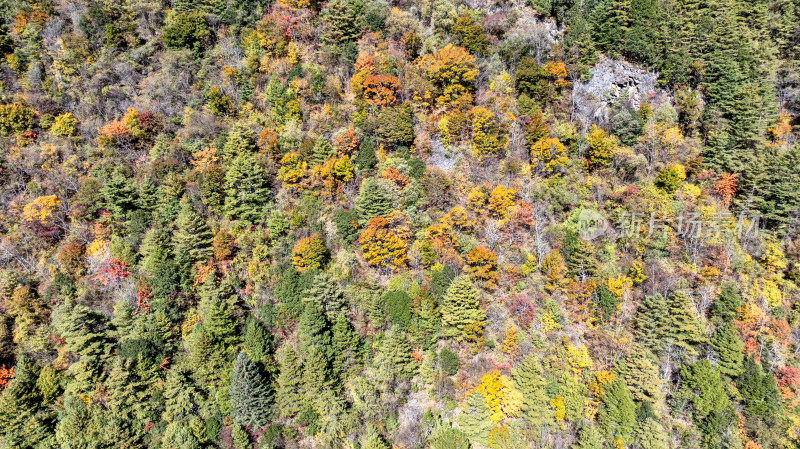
[616,346,661,404]
[636,418,669,449]
[223,153,270,224]
[51,301,113,395]
[440,275,486,340]
[428,424,471,449]
[712,321,744,377]
[186,279,240,386]
[173,195,214,264]
[275,347,304,419]
[737,357,781,424]
[362,425,390,449]
[332,315,361,379]
[319,0,359,58]
[512,354,553,428]
[597,378,636,445]
[634,293,670,351]
[298,301,333,395]
[102,171,138,226]
[354,177,397,224]
[573,422,604,449]
[711,283,744,322]
[230,351,273,429]
[303,272,347,319]
[376,326,416,380]
[457,392,494,447]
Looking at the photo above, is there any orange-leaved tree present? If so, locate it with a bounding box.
[359,211,412,269]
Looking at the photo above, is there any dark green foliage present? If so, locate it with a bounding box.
[320,0,359,59]
[275,267,318,320]
[223,154,270,224]
[711,283,743,322]
[737,357,781,424]
[383,290,412,328]
[276,348,304,419]
[377,102,415,148]
[297,301,333,394]
[439,347,459,376]
[173,196,214,263]
[594,284,619,322]
[635,291,704,355]
[597,378,636,445]
[163,11,211,54]
[678,360,730,417]
[230,352,273,429]
[712,322,744,377]
[354,177,396,223]
[334,209,359,243]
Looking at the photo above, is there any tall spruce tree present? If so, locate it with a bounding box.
[275,347,304,419]
[223,153,270,224]
[173,195,214,264]
[512,354,553,428]
[440,275,486,340]
[712,321,744,377]
[597,378,636,445]
[230,351,273,429]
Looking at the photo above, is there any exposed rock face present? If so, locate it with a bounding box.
[572,56,670,129]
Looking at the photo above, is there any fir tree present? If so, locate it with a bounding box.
[616,346,661,404]
[678,360,730,417]
[303,272,347,319]
[223,153,270,224]
[185,281,240,386]
[440,275,486,340]
[712,321,744,377]
[597,378,636,445]
[332,315,361,379]
[298,301,333,395]
[102,171,138,226]
[428,424,471,449]
[637,418,669,449]
[512,354,553,428]
[275,347,304,419]
[710,283,743,322]
[376,326,416,380]
[736,357,781,423]
[354,177,397,224]
[173,195,214,264]
[456,392,494,447]
[230,351,274,429]
[573,422,604,449]
[51,301,113,395]
[362,425,390,449]
[319,0,359,58]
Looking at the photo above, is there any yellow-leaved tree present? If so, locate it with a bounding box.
[22,195,59,223]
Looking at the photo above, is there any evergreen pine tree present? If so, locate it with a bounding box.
[616,346,661,404]
[297,301,333,395]
[637,418,669,449]
[512,354,553,428]
[230,351,274,429]
[428,424,471,449]
[223,154,270,224]
[597,378,636,445]
[634,293,669,352]
[319,0,359,57]
[332,315,361,379]
[102,171,138,226]
[275,347,304,419]
[173,195,214,264]
[186,281,240,386]
[678,360,730,417]
[376,326,416,380]
[51,301,113,395]
[736,357,781,423]
[440,275,486,340]
[573,422,604,449]
[456,392,494,447]
[711,283,743,322]
[712,321,744,377]
[303,272,347,319]
[362,425,390,449]
[354,177,397,224]
[664,291,705,354]
[222,125,257,158]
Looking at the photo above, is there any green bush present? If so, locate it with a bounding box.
[162,11,211,54]
[440,347,459,375]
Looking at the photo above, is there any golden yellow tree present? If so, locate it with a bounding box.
[22,195,59,223]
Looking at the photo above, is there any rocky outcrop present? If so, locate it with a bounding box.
[572,56,670,128]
